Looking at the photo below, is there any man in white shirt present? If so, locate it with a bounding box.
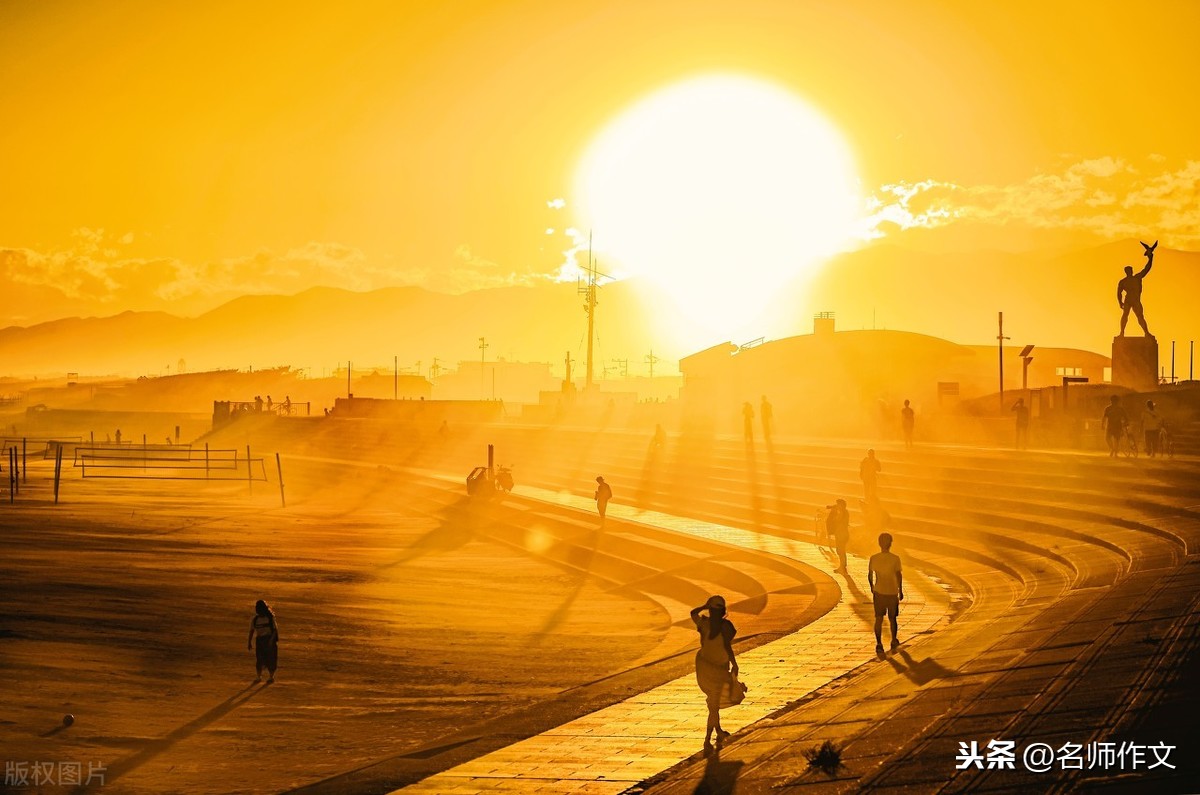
[868,532,904,653]
[1142,400,1164,458]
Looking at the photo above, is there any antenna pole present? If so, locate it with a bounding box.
[479,337,488,400]
[585,232,596,391]
[997,312,1009,412]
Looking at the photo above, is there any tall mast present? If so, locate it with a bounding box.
[580,231,598,391]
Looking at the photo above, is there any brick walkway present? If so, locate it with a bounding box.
[395,487,953,793]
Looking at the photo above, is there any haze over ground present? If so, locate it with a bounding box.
[3,1,1199,371]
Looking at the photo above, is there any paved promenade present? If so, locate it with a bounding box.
[396,486,952,794]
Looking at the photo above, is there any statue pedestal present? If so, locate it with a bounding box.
[1112,335,1158,392]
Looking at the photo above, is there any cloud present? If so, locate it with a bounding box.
[0,232,558,325]
[864,158,1200,245]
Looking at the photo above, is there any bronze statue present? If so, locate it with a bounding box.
[1117,240,1157,336]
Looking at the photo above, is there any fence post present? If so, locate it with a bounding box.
[53,445,63,504]
[247,445,252,495]
[9,448,14,503]
[205,443,210,479]
[22,437,27,484]
[276,453,285,508]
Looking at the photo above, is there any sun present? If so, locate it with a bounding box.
[575,74,860,343]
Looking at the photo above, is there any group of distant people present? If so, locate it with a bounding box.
[741,396,774,444]
[252,395,293,415]
[891,394,1168,458]
[1102,395,1168,458]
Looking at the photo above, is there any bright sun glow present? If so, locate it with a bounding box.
[576,74,861,341]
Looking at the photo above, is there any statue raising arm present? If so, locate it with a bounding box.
[1137,240,1158,278]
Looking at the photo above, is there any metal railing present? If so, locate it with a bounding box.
[74,443,268,481]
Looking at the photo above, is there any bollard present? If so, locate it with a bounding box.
[276,452,285,508]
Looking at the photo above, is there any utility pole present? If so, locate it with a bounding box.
[430,358,442,380]
[394,355,398,400]
[645,349,660,380]
[564,351,572,387]
[1171,340,1176,384]
[478,337,488,399]
[347,361,352,398]
[997,312,1009,412]
[578,232,598,392]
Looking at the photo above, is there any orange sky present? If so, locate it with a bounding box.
[1,0,1198,331]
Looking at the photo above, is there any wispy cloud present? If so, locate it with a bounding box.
[863,158,1200,244]
[0,231,555,324]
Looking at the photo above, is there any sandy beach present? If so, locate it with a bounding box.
[0,459,683,794]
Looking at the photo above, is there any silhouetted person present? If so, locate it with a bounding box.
[284,395,292,415]
[114,428,122,445]
[266,395,273,413]
[826,498,850,571]
[594,475,612,522]
[1143,400,1164,457]
[868,532,903,653]
[1117,240,1157,336]
[742,402,754,443]
[1011,398,1030,450]
[859,449,881,502]
[247,599,279,683]
[690,595,738,755]
[900,399,915,451]
[255,395,263,412]
[760,395,773,442]
[1102,395,1128,458]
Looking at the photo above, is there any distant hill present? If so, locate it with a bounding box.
[0,281,664,377]
[2,240,1196,377]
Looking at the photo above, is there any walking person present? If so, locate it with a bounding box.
[868,533,903,653]
[1101,395,1128,458]
[826,498,850,572]
[690,595,739,755]
[247,599,280,683]
[900,399,915,451]
[760,395,774,443]
[1142,400,1164,457]
[594,476,613,523]
[1012,398,1030,450]
[859,449,881,503]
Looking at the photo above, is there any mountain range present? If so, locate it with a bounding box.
[2,240,1196,378]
